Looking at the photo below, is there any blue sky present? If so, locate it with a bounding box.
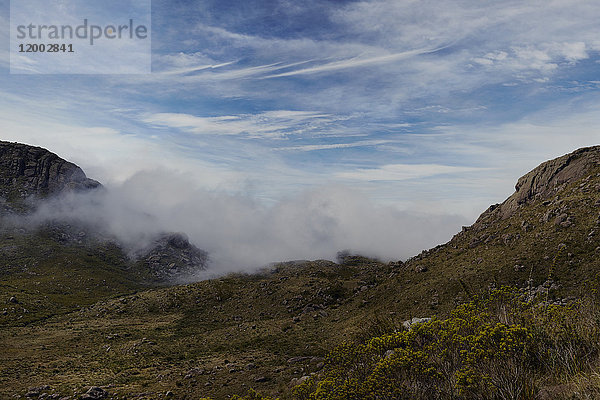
[1,0,600,264]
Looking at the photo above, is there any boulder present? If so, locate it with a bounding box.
[402,317,431,330]
[80,386,107,400]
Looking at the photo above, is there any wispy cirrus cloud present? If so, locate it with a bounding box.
[262,46,446,78]
[336,164,486,182]
[142,110,338,138]
[275,139,390,152]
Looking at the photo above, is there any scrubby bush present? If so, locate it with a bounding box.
[201,388,279,400]
[293,286,600,400]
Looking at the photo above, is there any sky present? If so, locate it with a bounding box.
[1,0,600,269]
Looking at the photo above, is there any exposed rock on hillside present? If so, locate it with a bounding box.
[0,141,101,201]
[136,233,209,282]
[477,146,600,223]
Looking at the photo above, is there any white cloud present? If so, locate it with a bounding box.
[142,110,336,138]
[0,105,245,186]
[27,179,469,272]
[276,140,389,152]
[471,42,588,79]
[263,46,445,78]
[336,164,486,181]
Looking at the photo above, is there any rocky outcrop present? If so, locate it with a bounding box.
[136,233,209,282]
[476,146,600,223]
[0,142,208,282]
[0,141,100,200]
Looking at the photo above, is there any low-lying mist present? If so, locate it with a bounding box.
[21,170,470,275]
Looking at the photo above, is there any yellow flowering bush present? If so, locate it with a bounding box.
[293,287,598,400]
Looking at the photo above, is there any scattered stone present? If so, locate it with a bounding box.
[468,238,481,248]
[521,221,533,232]
[254,376,269,383]
[415,265,428,273]
[288,356,312,364]
[26,385,50,398]
[80,386,107,400]
[290,375,311,386]
[554,213,568,225]
[8,296,18,304]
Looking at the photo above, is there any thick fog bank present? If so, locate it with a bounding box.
[17,170,469,274]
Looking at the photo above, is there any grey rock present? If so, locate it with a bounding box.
[415,265,428,273]
[0,141,101,203]
[26,385,50,398]
[80,387,107,400]
[403,317,431,330]
[473,146,600,224]
[290,375,311,386]
[136,232,208,282]
[287,356,312,363]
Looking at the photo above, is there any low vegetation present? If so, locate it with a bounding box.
[210,282,600,400]
[292,283,600,400]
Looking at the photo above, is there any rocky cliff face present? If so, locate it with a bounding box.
[0,141,101,201]
[475,146,600,224]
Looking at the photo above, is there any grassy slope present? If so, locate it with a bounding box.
[1,164,600,398]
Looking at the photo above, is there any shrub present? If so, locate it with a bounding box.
[293,287,600,400]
